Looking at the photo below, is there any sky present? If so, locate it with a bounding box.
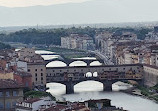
[0,0,90,7]
[0,0,158,26]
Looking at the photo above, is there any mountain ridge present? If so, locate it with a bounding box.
[0,0,158,26]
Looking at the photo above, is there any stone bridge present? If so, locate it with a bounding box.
[46,64,143,94]
[45,58,104,66]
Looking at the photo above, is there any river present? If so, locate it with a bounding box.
[39,52,158,111]
[47,81,158,111]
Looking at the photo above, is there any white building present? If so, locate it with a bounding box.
[15,97,55,111]
[17,61,28,72]
[61,34,94,50]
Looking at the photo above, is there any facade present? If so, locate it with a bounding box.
[17,61,28,72]
[27,63,46,86]
[16,97,54,111]
[143,64,158,87]
[61,34,94,50]
[14,71,32,89]
[0,79,23,111]
[18,48,36,60]
[0,71,14,80]
[17,48,46,87]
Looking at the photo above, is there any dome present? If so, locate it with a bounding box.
[46,61,67,68]
[69,61,87,67]
[90,61,102,66]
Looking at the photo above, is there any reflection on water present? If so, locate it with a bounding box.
[46,81,158,111]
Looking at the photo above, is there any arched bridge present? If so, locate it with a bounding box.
[45,58,104,66]
[46,64,143,94]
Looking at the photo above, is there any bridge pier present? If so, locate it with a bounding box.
[65,82,74,94]
[103,81,112,91]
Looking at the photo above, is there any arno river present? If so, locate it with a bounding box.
[47,81,158,111]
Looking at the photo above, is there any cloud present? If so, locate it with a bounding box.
[0,0,90,7]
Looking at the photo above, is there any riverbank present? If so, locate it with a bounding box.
[121,85,158,104]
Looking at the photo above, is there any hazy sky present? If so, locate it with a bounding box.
[0,0,90,7]
[0,0,158,26]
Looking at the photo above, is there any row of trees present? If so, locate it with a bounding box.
[0,42,11,49]
[0,27,97,45]
[0,27,152,46]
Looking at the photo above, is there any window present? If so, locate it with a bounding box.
[6,91,10,97]
[41,77,43,80]
[35,73,37,77]
[28,69,30,72]
[26,82,29,87]
[12,102,16,107]
[41,73,43,76]
[6,102,11,109]
[35,69,37,71]
[36,78,37,81]
[0,102,4,109]
[0,92,3,97]
[60,70,62,72]
[41,69,43,71]
[13,91,17,96]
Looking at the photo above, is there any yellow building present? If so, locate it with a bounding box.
[0,71,14,80]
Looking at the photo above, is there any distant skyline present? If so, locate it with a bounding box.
[0,0,90,7]
[0,0,158,27]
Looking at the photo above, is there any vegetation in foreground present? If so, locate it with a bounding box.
[24,90,56,101]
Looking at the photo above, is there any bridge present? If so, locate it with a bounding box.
[46,64,143,94]
[45,58,104,67]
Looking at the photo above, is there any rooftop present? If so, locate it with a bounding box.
[0,79,23,89]
[24,98,41,104]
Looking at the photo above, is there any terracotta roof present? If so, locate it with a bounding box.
[44,104,69,111]
[0,79,23,89]
[24,98,41,104]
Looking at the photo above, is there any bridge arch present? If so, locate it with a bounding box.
[46,60,67,67]
[46,82,66,95]
[74,80,103,92]
[90,61,102,66]
[69,61,87,67]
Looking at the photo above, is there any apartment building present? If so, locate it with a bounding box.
[0,79,23,111]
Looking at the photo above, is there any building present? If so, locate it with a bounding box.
[17,48,46,87]
[61,34,94,50]
[84,99,126,111]
[0,70,14,80]
[0,79,24,111]
[18,48,36,60]
[27,63,46,87]
[14,71,32,89]
[44,102,90,111]
[16,97,55,111]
